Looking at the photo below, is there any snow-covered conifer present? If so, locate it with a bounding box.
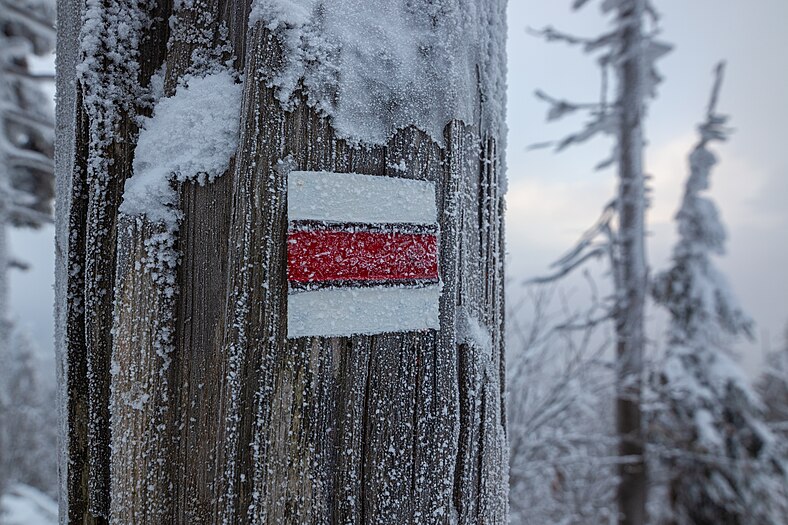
[0,0,55,234]
[0,328,58,498]
[0,0,55,361]
[651,63,788,525]
[758,326,788,439]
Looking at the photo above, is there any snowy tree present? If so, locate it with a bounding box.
[0,329,58,498]
[508,284,619,524]
[56,0,508,522]
[758,326,788,439]
[0,0,55,332]
[650,63,788,525]
[0,0,54,230]
[0,0,54,501]
[528,1,671,522]
[756,326,788,512]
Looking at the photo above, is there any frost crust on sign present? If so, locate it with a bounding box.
[288,170,437,225]
[120,71,242,229]
[249,0,507,146]
[288,285,441,338]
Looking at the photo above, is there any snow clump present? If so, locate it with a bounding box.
[120,70,242,229]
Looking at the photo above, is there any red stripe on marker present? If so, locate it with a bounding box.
[287,230,439,283]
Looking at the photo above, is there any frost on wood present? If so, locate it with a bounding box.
[248,0,507,148]
[120,70,242,229]
[76,0,150,516]
[57,0,508,521]
[67,0,165,515]
[53,0,81,514]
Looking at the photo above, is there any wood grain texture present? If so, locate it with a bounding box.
[63,91,103,525]
[213,26,506,524]
[61,2,508,523]
[111,217,178,523]
[109,0,246,521]
[64,0,171,519]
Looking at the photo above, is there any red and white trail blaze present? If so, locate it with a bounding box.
[286,171,440,338]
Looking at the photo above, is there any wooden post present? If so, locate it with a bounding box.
[56,1,508,523]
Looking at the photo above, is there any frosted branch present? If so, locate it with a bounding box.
[528,25,621,55]
[2,143,53,170]
[0,0,55,36]
[6,203,52,224]
[526,248,607,285]
[3,67,55,82]
[696,63,732,144]
[706,62,725,118]
[526,201,618,286]
[534,89,600,122]
[7,257,30,271]
[555,111,618,152]
[2,104,54,133]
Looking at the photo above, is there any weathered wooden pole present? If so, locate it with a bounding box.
[56,1,509,523]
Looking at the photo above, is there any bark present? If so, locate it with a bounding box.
[615,1,649,523]
[56,1,508,523]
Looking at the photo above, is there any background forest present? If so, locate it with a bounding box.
[1,0,786,523]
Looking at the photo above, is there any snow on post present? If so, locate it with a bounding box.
[56,0,509,523]
[120,70,242,230]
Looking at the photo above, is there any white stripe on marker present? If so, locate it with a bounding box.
[287,285,441,338]
[287,171,437,225]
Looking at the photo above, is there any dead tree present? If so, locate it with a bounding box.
[527,1,671,523]
[56,0,509,523]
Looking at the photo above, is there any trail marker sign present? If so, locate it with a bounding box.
[286,171,440,338]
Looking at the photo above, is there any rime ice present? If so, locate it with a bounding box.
[249,0,507,149]
[120,71,242,229]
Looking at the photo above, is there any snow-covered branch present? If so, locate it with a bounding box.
[508,281,618,523]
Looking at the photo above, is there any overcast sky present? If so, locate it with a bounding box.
[506,0,788,373]
[8,0,788,377]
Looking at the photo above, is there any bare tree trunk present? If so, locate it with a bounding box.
[615,1,648,524]
[56,1,508,523]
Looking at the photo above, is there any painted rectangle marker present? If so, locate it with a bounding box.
[287,171,440,338]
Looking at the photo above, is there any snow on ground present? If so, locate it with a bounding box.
[0,484,58,525]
